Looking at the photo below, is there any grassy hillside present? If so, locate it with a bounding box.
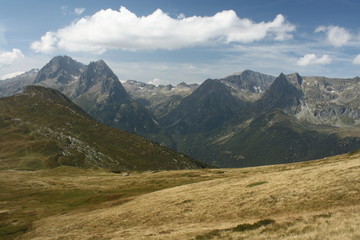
[0,151,358,239]
[0,86,206,171]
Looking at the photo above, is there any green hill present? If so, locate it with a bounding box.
[0,85,206,171]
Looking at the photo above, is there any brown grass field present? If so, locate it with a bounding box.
[1,151,359,239]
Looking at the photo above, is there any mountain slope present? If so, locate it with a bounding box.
[0,85,206,170]
[215,109,360,167]
[159,72,360,167]
[256,73,303,114]
[17,151,360,240]
[161,79,246,133]
[297,75,360,126]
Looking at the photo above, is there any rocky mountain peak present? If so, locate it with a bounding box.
[74,59,128,101]
[34,55,84,84]
[285,73,303,88]
[219,70,276,101]
[257,73,304,114]
[86,60,114,77]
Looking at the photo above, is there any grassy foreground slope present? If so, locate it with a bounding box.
[0,85,205,171]
[1,150,357,240]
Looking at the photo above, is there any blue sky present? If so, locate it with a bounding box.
[0,0,360,84]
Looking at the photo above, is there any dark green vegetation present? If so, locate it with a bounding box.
[0,85,206,170]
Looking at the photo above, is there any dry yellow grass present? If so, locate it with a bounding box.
[11,151,359,240]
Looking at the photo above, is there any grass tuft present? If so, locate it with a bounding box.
[233,219,276,232]
[246,181,268,188]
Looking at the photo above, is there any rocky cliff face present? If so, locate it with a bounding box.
[296,76,360,126]
[219,70,276,102]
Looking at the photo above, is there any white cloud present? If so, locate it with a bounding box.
[315,25,351,47]
[353,55,360,65]
[297,53,332,66]
[31,6,296,54]
[31,32,58,53]
[74,8,85,15]
[0,49,25,67]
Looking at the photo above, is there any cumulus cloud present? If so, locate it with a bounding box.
[31,6,296,54]
[74,8,85,15]
[297,53,332,66]
[0,49,25,67]
[315,25,351,47]
[353,55,360,65]
[31,32,58,53]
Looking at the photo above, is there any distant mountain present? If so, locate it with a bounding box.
[297,75,360,126]
[158,72,360,167]
[256,73,303,114]
[2,56,360,168]
[213,109,360,167]
[123,80,198,118]
[161,79,246,134]
[220,70,276,101]
[1,56,160,136]
[0,69,38,98]
[0,85,206,170]
[34,55,85,87]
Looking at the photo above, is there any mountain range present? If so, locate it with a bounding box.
[0,85,205,170]
[1,56,160,138]
[1,55,360,167]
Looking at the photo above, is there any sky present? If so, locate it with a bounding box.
[0,0,360,84]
